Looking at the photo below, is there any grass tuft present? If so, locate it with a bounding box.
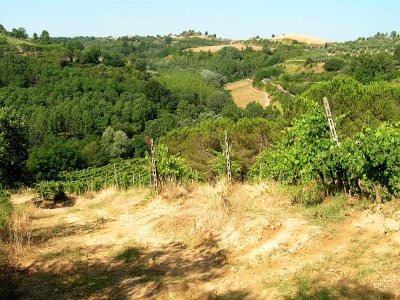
[115,247,141,263]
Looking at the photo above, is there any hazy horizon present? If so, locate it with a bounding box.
[1,0,399,42]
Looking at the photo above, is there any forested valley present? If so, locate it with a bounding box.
[1,24,400,299]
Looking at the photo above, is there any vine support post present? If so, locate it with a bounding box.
[323,97,339,145]
[374,183,382,204]
[150,138,160,194]
[224,131,232,184]
[113,164,119,189]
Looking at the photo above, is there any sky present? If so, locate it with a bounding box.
[0,0,399,42]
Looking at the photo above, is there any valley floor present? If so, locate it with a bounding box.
[8,182,400,299]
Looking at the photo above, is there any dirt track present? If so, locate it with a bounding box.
[10,183,400,299]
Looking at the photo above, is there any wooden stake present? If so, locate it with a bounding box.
[113,164,119,189]
[224,131,232,184]
[150,139,159,194]
[323,97,339,144]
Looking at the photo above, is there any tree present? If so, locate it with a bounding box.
[144,113,177,140]
[144,79,171,103]
[10,27,28,39]
[111,130,130,158]
[40,30,50,43]
[0,108,29,188]
[101,126,130,159]
[164,36,173,45]
[205,91,232,113]
[132,135,147,157]
[350,53,394,83]
[244,102,265,118]
[81,141,108,167]
[394,45,400,61]
[81,46,101,64]
[102,52,125,67]
[32,32,38,40]
[218,46,243,60]
[200,69,227,88]
[26,137,85,181]
[132,58,147,72]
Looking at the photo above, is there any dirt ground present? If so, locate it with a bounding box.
[8,182,400,299]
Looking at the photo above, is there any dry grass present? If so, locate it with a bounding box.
[1,202,34,254]
[225,79,269,108]
[272,34,331,45]
[189,43,262,53]
[283,61,326,74]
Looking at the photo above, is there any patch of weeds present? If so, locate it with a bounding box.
[356,267,375,281]
[213,291,246,300]
[41,245,84,262]
[128,263,165,283]
[172,274,188,282]
[115,246,141,263]
[302,194,348,225]
[277,280,294,296]
[337,284,349,296]
[295,276,314,294]
[67,272,110,292]
[283,277,333,300]
[87,202,103,210]
[135,191,155,207]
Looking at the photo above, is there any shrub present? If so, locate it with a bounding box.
[200,69,227,88]
[289,182,326,206]
[324,58,345,72]
[0,191,12,231]
[33,181,67,201]
[254,66,283,83]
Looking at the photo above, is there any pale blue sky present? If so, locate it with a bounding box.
[0,0,399,41]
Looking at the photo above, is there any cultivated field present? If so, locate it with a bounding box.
[225,79,270,108]
[7,182,400,299]
[272,34,330,45]
[189,43,263,53]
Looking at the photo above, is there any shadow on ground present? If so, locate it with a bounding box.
[31,217,112,245]
[5,233,233,299]
[33,196,76,209]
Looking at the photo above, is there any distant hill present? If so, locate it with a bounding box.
[272,34,332,45]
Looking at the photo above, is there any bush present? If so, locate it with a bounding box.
[254,66,283,83]
[289,182,326,206]
[323,58,345,72]
[33,181,67,201]
[200,69,227,88]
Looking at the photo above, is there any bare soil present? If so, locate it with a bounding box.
[8,183,400,299]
